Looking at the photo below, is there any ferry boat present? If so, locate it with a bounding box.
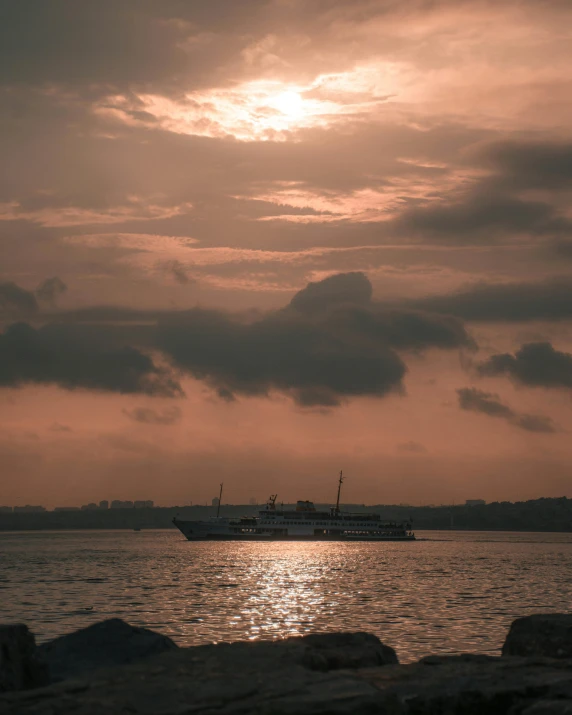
[173,473,415,542]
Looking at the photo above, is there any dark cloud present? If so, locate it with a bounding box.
[0,2,188,90]
[458,387,514,419]
[396,441,428,454]
[157,272,473,406]
[457,387,556,433]
[0,273,473,406]
[515,413,558,434]
[161,260,195,285]
[477,342,572,389]
[0,282,38,315]
[49,422,72,433]
[413,277,572,321]
[397,191,570,242]
[0,322,182,396]
[0,0,309,96]
[158,306,407,406]
[551,240,572,260]
[289,272,372,313]
[123,406,182,425]
[393,137,572,245]
[478,140,572,191]
[36,276,67,306]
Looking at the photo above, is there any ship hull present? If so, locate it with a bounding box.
[181,535,415,541]
[172,518,415,542]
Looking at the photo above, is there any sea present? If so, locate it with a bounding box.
[1,530,571,663]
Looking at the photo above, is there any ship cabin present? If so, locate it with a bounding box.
[257,498,382,523]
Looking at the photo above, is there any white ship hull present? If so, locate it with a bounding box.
[173,517,415,542]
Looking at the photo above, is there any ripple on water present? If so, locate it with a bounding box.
[1,530,572,662]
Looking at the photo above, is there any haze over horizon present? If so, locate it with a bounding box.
[1,0,572,508]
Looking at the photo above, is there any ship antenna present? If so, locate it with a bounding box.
[335,470,344,514]
[216,483,223,518]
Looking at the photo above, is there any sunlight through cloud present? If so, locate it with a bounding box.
[94,66,401,141]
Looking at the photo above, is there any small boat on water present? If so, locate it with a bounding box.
[173,472,415,542]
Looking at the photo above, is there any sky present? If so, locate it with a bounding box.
[1,0,572,508]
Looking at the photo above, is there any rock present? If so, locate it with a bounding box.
[0,624,49,692]
[521,703,572,715]
[38,618,178,682]
[155,630,396,675]
[503,614,572,659]
[356,655,572,714]
[7,618,572,713]
[290,631,398,670]
[5,647,572,714]
[0,647,386,715]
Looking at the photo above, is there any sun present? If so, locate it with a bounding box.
[272,90,304,119]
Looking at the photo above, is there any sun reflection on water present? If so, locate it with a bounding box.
[2,531,572,662]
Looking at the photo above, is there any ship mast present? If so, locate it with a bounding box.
[335,470,344,514]
[216,483,223,518]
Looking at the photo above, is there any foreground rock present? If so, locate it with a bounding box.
[3,615,572,713]
[0,625,49,692]
[503,614,572,659]
[2,631,397,714]
[251,631,398,671]
[358,655,572,715]
[5,647,572,714]
[38,618,178,682]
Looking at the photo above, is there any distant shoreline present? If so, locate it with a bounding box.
[1,527,572,534]
[1,496,571,532]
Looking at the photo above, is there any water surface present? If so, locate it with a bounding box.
[1,529,571,662]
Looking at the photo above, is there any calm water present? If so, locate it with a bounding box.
[1,530,571,663]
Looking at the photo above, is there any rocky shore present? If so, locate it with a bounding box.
[2,614,572,713]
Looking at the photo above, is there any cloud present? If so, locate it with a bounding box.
[0,322,182,397]
[36,276,67,306]
[289,272,372,312]
[396,441,427,454]
[477,342,572,390]
[157,306,406,406]
[157,272,473,405]
[390,136,572,244]
[49,422,72,433]
[0,199,192,228]
[458,387,514,419]
[397,191,571,242]
[478,140,572,191]
[123,406,182,425]
[0,2,191,90]
[457,387,556,433]
[161,260,195,285]
[552,240,572,260]
[0,282,38,315]
[413,278,572,322]
[0,273,473,406]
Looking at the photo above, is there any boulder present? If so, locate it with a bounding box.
[38,618,178,682]
[357,654,572,715]
[0,645,387,715]
[289,631,398,670]
[521,703,572,715]
[503,614,572,659]
[5,645,572,714]
[0,624,49,692]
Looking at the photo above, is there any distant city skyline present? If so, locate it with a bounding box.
[0,497,495,512]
